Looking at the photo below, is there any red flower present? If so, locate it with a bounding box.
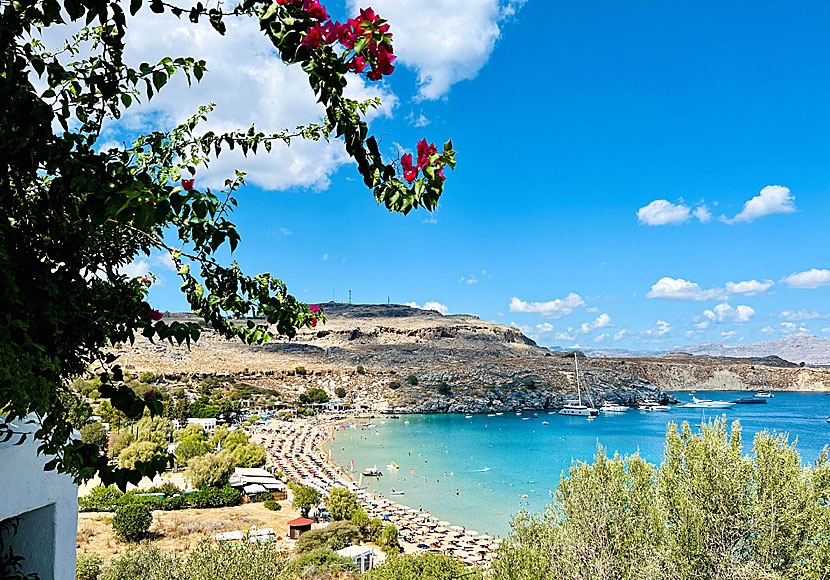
[301,26,324,48]
[303,0,328,20]
[309,304,320,313]
[416,139,438,169]
[347,55,367,73]
[181,178,194,191]
[149,309,164,322]
[140,277,149,285]
[311,317,318,328]
[145,390,157,398]
[401,153,418,182]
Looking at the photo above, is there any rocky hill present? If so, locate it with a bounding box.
[114,304,830,413]
[576,333,830,365]
[114,303,668,413]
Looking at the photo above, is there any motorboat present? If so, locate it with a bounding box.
[386,462,399,470]
[733,396,766,404]
[362,466,382,477]
[679,396,734,409]
[465,415,473,419]
[639,401,671,411]
[599,403,629,413]
[541,421,549,425]
[559,355,599,417]
[755,391,774,398]
[515,412,522,416]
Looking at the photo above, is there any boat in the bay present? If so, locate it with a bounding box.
[599,403,629,413]
[639,400,671,411]
[386,462,400,470]
[465,415,473,419]
[559,355,599,417]
[755,391,774,398]
[679,396,734,409]
[362,465,383,477]
[541,421,549,425]
[733,396,766,404]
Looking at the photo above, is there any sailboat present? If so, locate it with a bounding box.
[755,370,774,398]
[559,355,599,417]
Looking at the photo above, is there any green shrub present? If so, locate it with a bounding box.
[521,376,536,387]
[138,371,156,384]
[248,491,272,503]
[295,366,307,375]
[327,487,358,521]
[379,524,401,553]
[263,500,281,511]
[356,365,365,374]
[295,520,360,554]
[334,386,347,398]
[111,503,152,542]
[76,552,103,580]
[388,381,401,390]
[117,440,163,469]
[406,375,418,385]
[174,435,211,465]
[184,451,236,489]
[107,432,134,459]
[437,382,451,396]
[185,485,241,509]
[293,548,357,575]
[365,552,476,580]
[79,485,124,512]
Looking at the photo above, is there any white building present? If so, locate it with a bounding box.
[0,415,79,580]
[336,545,381,572]
[186,417,217,432]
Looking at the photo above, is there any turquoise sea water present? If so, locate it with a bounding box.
[328,391,830,537]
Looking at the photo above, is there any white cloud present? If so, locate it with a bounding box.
[536,322,555,333]
[351,0,528,100]
[692,205,712,223]
[725,279,773,296]
[775,309,830,321]
[781,269,830,289]
[405,301,449,315]
[723,185,796,224]
[98,10,397,192]
[508,293,585,318]
[703,303,755,324]
[321,253,330,261]
[646,277,726,301]
[761,326,775,335]
[720,330,738,339]
[643,320,672,337]
[119,252,177,285]
[613,329,629,341]
[555,328,576,341]
[579,313,612,334]
[280,227,293,236]
[693,319,711,330]
[636,200,691,226]
[636,200,712,226]
[775,322,810,334]
[594,333,609,343]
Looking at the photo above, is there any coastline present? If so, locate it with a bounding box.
[251,413,501,566]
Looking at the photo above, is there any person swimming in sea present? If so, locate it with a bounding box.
[455,489,460,496]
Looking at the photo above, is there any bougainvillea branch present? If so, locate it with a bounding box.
[0,0,456,487]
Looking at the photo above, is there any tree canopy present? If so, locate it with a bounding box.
[1,0,455,489]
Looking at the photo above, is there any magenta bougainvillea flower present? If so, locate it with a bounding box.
[311,317,318,328]
[301,26,325,48]
[148,309,164,322]
[401,153,418,182]
[309,304,320,313]
[181,179,194,191]
[145,390,157,398]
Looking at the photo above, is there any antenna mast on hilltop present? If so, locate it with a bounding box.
[349,290,352,304]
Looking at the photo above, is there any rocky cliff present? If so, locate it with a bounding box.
[113,304,830,413]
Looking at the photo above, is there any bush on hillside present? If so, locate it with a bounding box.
[75,552,103,580]
[356,365,365,374]
[107,432,134,459]
[174,435,211,465]
[118,440,163,469]
[365,552,478,580]
[111,503,152,542]
[379,524,401,553]
[263,500,281,511]
[295,520,360,554]
[292,548,358,575]
[334,386,347,398]
[327,487,359,521]
[185,452,236,489]
[406,375,418,385]
[79,485,124,512]
[388,381,401,390]
[437,382,452,396]
[79,422,109,452]
[490,419,830,580]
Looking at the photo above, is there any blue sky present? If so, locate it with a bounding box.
[116,0,830,349]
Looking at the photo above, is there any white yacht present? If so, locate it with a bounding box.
[638,400,671,411]
[755,391,774,398]
[599,403,629,413]
[679,396,734,409]
[559,355,599,417]
[755,371,774,398]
